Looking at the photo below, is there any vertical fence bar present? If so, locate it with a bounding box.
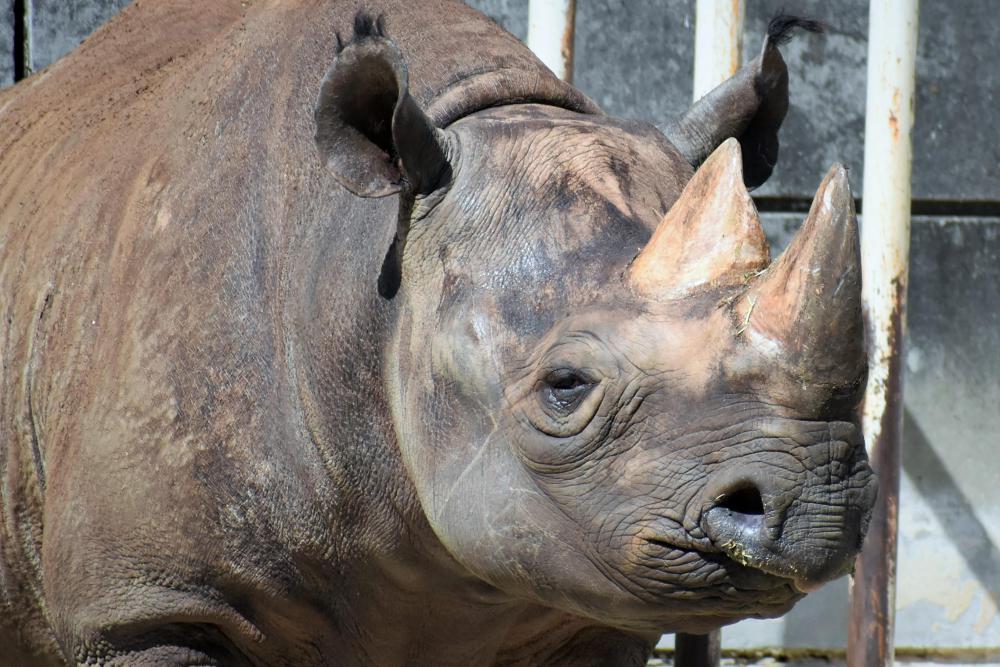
[849,1,919,666]
[526,0,576,83]
[674,631,721,667]
[12,0,32,80]
[677,2,743,664]
[692,0,744,98]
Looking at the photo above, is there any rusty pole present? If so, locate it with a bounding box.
[526,0,576,83]
[849,1,919,665]
[674,632,721,667]
[677,2,744,664]
[13,0,33,80]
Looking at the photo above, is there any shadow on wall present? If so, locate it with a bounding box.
[782,574,849,649]
[901,410,1000,603]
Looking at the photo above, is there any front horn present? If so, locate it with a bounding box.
[627,138,770,300]
[739,163,865,389]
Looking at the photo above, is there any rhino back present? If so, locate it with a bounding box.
[0,0,407,660]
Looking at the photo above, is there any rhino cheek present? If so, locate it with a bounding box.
[383,301,585,603]
[407,428,662,622]
[514,439,719,594]
[390,367,718,621]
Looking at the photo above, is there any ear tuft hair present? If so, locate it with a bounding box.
[353,10,387,41]
[767,12,825,46]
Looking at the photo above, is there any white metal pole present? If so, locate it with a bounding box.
[692,0,745,99]
[526,0,576,83]
[679,4,744,666]
[860,0,919,440]
[850,1,919,665]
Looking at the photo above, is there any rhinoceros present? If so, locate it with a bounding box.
[0,1,874,665]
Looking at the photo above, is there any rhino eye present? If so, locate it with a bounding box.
[543,369,595,413]
[522,364,606,440]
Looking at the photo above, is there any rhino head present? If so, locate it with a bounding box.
[315,15,875,636]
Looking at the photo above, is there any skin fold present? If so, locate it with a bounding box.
[0,1,874,665]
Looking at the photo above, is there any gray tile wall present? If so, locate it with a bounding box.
[0,1,13,87]
[27,0,131,71]
[573,0,696,131]
[472,0,528,42]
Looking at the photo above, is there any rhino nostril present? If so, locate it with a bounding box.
[717,486,765,516]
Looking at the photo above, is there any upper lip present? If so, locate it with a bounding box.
[641,532,806,593]
[701,505,853,591]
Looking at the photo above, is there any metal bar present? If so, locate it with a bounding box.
[526,0,576,83]
[678,2,745,664]
[12,0,33,80]
[692,0,745,99]
[849,1,920,665]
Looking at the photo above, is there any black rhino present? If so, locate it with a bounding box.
[0,1,873,665]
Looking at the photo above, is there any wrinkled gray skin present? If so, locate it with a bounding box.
[0,1,874,665]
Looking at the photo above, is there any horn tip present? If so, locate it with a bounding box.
[814,163,856,215]
[719,137,742,159]
[823,163,852,191]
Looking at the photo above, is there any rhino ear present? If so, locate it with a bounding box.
[315,14,451,198]
[665,14,823,189]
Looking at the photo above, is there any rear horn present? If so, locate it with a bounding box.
[627,139,770,300]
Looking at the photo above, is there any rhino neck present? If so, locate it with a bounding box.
[286,0,603,556]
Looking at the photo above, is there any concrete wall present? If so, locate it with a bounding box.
[2,0,998,661]
[0,1,13,87]
[26,0,131,72]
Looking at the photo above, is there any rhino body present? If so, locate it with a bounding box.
[0,2,874,665]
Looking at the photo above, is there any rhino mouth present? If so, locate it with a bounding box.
[691,471,872,598]
[635,468,869,615]
[699,509,843,594]
[641,536,806,591]
[619,540,804,634]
